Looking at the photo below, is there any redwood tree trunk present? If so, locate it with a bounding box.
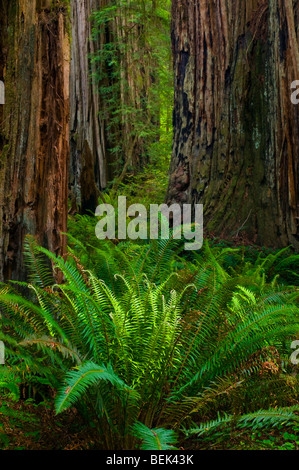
[167,0,299,249]
[0,0,70,280]
[69,0,105,214]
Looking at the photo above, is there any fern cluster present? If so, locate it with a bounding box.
[0,234,298,449]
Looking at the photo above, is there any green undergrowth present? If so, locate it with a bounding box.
[0,221,298,450]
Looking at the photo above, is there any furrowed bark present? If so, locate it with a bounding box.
[0,0,70,280]
[69,0,105,214]
[167,0,299,249]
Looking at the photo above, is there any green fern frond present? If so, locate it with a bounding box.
[185,406,299,438]
[55,361,139,414]
[132,422,178,450]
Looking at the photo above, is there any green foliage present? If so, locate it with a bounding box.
[0,233,298,449]
[207,238,299,286]
[55,361,137,415]
[0,398,39,450]
[252,426,299,450]
[116,164,169,208]
[185,407,299,438]
[0,369,40,450]
[131,422,178,450]
[91,0,173,173]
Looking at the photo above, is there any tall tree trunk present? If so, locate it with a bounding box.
[85,0,170,193]
[0,0,70,280]
[69,0,106,214]
[69,0,149,214]
[167,0,299,249]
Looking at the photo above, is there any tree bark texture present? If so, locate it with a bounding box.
[167,0,299,249]
[69,0,105,214]
[0,0,70,280]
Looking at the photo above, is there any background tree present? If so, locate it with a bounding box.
[0,0,70,281]
[90,0,173,192]
[167,0,299,250]
[70,0,105,214]
[70,0,173,213]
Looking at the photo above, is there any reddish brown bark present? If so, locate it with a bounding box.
[69,0,105,214]
[167,0,299,249]
[0,0,70,280]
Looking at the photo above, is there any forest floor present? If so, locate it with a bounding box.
[1,396,298,450]
[0,397,97,450]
